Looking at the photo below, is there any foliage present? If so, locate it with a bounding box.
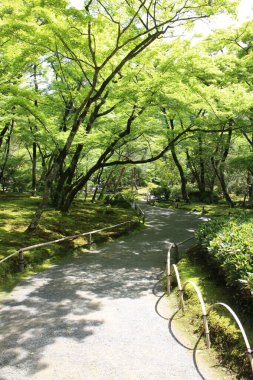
[196,215,253,299]
[0,194,140,288]
[150,185,171,201]
[176,255,253,379]
[0,0,245,228]
[105,188,138,207]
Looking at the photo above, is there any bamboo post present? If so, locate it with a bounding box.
[172,264,185,313]
[171,243,179,263]
[178,289,185,313]
[18,250,25,272]
[207,303,253,374]
[247,350,253,375]
[202,314,211,349]
[88,233,93,248]
[167,248,171,294]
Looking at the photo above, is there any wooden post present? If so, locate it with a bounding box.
[18,251,25,272]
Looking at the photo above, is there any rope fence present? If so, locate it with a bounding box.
[131,202,145,223]
[0,217,143,272]
[166,242,253,375]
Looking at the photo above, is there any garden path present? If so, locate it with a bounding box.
[0,205,225,380]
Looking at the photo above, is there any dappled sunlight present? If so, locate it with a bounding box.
[0,205,206,378]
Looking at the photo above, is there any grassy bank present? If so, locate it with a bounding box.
[153,200,248,217]
[171,252,253,379]
[0,193,141,292]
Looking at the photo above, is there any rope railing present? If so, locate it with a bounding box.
[0,220,135,271]
[131,201,145,223]
[182,281,211,349]
[166,242,253,375]
[176,236,195,246]
[207,303,253,373]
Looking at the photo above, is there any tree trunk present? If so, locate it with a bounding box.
[211,158,234,208]
[0,123,9,149]
[91,168,103,202]
[97,168,115,200]
[0,120,14,183]
[32,142,37,195]
[26,182,51,231]
[171,144,190,202]
[198,135,206,195]
[52,143,83,209]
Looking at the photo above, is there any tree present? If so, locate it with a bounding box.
[0,0,242,228]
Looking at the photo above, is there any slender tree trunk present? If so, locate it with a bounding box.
[31,64,39,196]
[26,182,51,231]
[91,168,103,202]
[97,168,115,200]
[211,159,234,208]
[32,142,37,195]
[0,123,9,149]
[198,135,206,195]
[114,167,125,193]
[0,119,14,183]
[171,144,190,202]
[26,158,61,231]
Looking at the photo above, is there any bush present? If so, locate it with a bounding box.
[188,190,219,203]
[196,214,253,299]
[105,192,132,208]
[150,185,170,201]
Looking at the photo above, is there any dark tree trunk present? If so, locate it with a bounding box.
[198,135,206,195]
[186,149,206,197]
[0,123,9,149]
[114,167,125,193]
[0,120,14,183]
[32,142,37,195]
[31,64,39,196]
[52,143,83,209]
[97,168,115,200]
[211,128,234,208]
[212,159,234,208]
[171,144,190,202]
[91,168,103,202]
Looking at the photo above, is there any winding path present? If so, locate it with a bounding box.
[0,205,221,380]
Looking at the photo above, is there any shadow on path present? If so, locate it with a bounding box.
[0,204,206,379]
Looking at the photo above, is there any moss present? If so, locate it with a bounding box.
[172,254,253,379]
[0,194,141,292]
[155,201,246,217]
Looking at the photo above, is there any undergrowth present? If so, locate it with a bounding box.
[0,193,141,292]
[173,253,253,379]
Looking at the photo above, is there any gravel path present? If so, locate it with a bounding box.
[0,205,220,380]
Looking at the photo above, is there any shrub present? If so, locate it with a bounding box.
[150,185,170,201]
[196,214,253,299]
[105,192,132,208]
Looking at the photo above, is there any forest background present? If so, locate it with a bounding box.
[1,0,253,230]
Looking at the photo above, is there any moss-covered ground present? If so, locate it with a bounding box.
[171,251,253,379]
[0,193,140,293]
[154,200,248,217]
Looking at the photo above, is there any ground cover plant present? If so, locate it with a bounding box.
[174,254,253,379]
[196,214,253,303]
[0,193,140,291]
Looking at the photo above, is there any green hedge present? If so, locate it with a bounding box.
[196,215,253,298]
